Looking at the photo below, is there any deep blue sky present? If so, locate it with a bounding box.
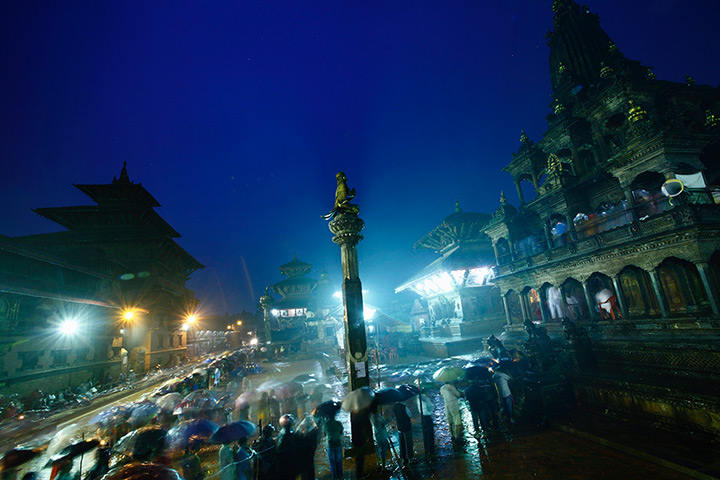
[2,1,719,314]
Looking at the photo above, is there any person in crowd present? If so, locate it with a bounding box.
[440,381,464,442]
[218,442,235,480]
[323,414,344,480]
[235,437,255,480]
[392,402,413,466]
[269,391,281,426]
[257,392,270,429]
[297,416,319,480]
[493,367,514,423]
[465,377,498,437]
[180,445,204,480]
[416,395,435,457]
[253,425,278,480]
[369,409,390,469]
[276,414,299,480]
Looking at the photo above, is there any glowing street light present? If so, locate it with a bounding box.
[250,338,258,346]
[236,320,242,326]
[187,314,197,324]
[123,310,134,321]
[181,323,190,331]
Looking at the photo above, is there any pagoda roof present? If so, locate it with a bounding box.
[414,210,492,253]
[74,182,161,208]
[33,206,181,237]
[272,275,318,297]
[279,255,313,276]
[396,244,494,293]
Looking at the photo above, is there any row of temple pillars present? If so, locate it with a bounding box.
[502,260,720,326]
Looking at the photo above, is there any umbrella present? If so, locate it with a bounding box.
[312,400,342,419]
[128,402,161,427]
[234,391,259,410]
[165,419,219,451]
[1,448,45,470]
[209,421,257,444]
[373,387,405,406]
[51,439,100,463]
[89,406,131,428]
[470,356,498,368]
[103,462,184,480]
[341,387,375,414]
[394,385,419,400]
[275,381,303,400]
[464,365,492,381]
[155,393,183,412]
[114,426,167,457]
[191,368,208,376]
[416,394,434,414]
[174,390,218,415]
[293,373,317,384]
[433,366,464,382]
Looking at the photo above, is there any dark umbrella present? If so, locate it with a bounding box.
[373,387,406,406]
[128,402,162,427]
[312,400,342,419]
[275,381,303,400]
[89,405,131,428]
[51,440,100,463]
[102,462,184,480]
[165,419,219,451]
[1,448,44,470]
[292,373,316,384]
[114,425,167,457]
[464,365,492,381]
[394,384,419,400]
[209,421,257,444]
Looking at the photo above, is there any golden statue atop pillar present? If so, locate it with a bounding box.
[322,171,359,220]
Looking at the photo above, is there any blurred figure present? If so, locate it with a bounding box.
[269,391,281,426]
[253,425,278,480]
[297,416,319,480]
[86,446,111,480]
[277,414,299,480]
[416,394,435,457]
[257,392,270,429]
[493,368,514,423]
[369,410,390,469]
[392,402,413,466]
[235,437,255,480]
[180,445,204,480]
[465,378,498,436]
[323,415,344,480]
[218,442,235,480]
[440,382,464,441]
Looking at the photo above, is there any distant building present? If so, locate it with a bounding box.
[396,201,505,356]
[0,164,203,395]
[483,0,720,437]
[259,256,340,357]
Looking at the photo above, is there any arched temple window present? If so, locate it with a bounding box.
[561,278,587,321]
[618,266,659,317]
[496,238,511,265]
[505,290,522,324]
[631,171,672,218]
[657,257,710,314]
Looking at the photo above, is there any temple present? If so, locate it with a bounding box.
[0,164,203,394]
[396,201,505,356]
[481,0,720,438]
[259,256,339,357]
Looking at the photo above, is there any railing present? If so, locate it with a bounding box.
[497,201,719,274]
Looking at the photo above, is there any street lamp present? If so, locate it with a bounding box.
[59,318,79,336]
[123,310,134,321]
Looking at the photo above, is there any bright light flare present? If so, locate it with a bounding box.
[271,309,279,316]
[364,307,376,321]
[181,323,190,331]
[60,319,79,336]
[123,311,134,320]
[250,338,259,346]
[187,315,197,324]
[333,291,342,299]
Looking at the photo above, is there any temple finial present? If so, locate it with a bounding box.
[114,161,131,184]
[500,191,507,204]
[520,130,529,143]
[454,199,462,213]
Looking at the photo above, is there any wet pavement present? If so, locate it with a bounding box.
[3,354,699,480]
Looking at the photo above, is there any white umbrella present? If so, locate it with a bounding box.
[341,387,375,414]
[416,394,434,414]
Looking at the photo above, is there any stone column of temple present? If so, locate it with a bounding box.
[611,275,629,319]
[565,214,578,242]
[582,282,598,321]
[543,223,554,250]
[259,288,275,360]
[328,213,369,391]
[519,292,531,324]
[648,268,671,318]
[537,288,550,323]
[515,180,525,206]
[694,262,720,316]
[502,294,512,325]
[623,188,639,222]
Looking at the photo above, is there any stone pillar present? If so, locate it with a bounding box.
[519,293,531,323]
[611,275,629,319]
[537,288,550,323]
[624,188,639,222]
[502,295,512,326]
[695,262,720,316]
[582,282,598,321]
[515,180,525,206]
[259,287,275,360]
[329,213,369,391]
[544,223,554,250]
[649,268,671,318]
[566,215,578,242]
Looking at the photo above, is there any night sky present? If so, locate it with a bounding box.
[2,1,719,315]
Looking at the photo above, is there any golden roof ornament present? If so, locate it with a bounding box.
[608,41,618,53]
[520,130,529,143]
[500,190,507,205]
[558,62,567,75]
[685,74,695,86]
[454,199,463,213]
[547,153,562,174]
[628,99,647,123]
[553,101,566,115]
[599,62,613,78]
[646,67,656,80]
[706,110,719,128]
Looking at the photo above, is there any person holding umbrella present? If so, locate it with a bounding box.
[252,425,278,480]
[297,416,318,480]
[440,382,464,442]
[369,408,390,470]
[235,437,255,480]
[276,414,298,480]
[391,402,413,466]
[322,414,344,480]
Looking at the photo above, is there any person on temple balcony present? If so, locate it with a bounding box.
[546,286,566,320]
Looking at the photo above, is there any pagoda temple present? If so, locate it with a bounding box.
[396,201,505,356]
[482,0,720,439]
[10,163,203,383]
[260,256,339,357]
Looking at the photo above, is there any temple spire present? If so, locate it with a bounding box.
[113,162,131,184]
[454,199,463,213]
